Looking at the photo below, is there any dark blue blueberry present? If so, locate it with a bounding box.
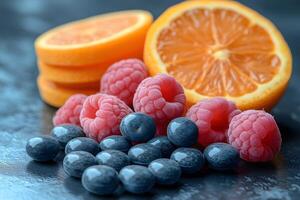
[26,136,60,162]
[99,135,131,153]
[65,137,99,155]
[119,165,155,194]
[120,113,156,142]
[148,158,181,185]
[171,147,205,174]
[128,143,161,166]
[167,117,198,147]
[147,136,176,158]
[82,165,119,196]
[63,151,97,178]
[51,124,85,148]
[96,150,130,172]
[204,143,240,171]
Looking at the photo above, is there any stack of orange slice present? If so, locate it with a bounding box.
[35,10,153,107]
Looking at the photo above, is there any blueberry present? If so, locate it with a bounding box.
[147,136,176,157]
[96,150,130,171]
[51,124,85,148]
[120,113,156,142]
[119,165,155,194]
[148,158,181,185]
[26,136,60,162]
[82,165,119,196]
[65,137,99,155]
[99,135,131,153]
[167,117,198,147]
[63,151,97,178]
[171,147,205,174]
[128,143,161,166]
[204,143,240,171]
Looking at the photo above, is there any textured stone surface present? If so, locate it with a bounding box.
[0,0,300,199]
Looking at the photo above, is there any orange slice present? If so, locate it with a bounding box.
[37,76,98,107]
[52,81,100,90]
[144,0,292,110]
[35,10,153,66]
[37,60,110,84]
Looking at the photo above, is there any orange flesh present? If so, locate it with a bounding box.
[47,14,137,45]
[157,8,280,97]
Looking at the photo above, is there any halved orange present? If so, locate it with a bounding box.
[37,76,98,107]
[144,0,292,110]
[35,10,153,66]
[37,60,110,84]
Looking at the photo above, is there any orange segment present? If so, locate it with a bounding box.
[35,10,153,66]
[144,0,292,110]
[37,76,98,107]
[38,60,110,84]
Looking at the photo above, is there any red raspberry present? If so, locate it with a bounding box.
[100,58,148,106]
[53,94,87,126]
[133,74,186,127]
[80,93,133,142]
[228,110,281,162]
[156,122,168,136]
[186,97,240,148]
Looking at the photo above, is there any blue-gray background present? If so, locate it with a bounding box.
[0,0,299,200]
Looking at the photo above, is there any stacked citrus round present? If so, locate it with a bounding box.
[35,10,153,107]
[144,0,292,110]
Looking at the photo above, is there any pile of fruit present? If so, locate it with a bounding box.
[26,58,282,195]
[26,96,282,195]
[28,0,293,196]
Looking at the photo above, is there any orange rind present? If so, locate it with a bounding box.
[37,76,98,107]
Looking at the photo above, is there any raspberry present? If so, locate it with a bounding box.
[186,97,240,148]
[228,110,281,162]
[133,74,186,128]
[53,94,87,126]
[80,93,133,142]
[156,122,168,136]
[100,58,148,106]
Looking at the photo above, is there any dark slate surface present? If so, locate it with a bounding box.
[0,0,299,199]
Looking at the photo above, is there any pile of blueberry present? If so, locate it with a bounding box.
[26,113,240,195]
